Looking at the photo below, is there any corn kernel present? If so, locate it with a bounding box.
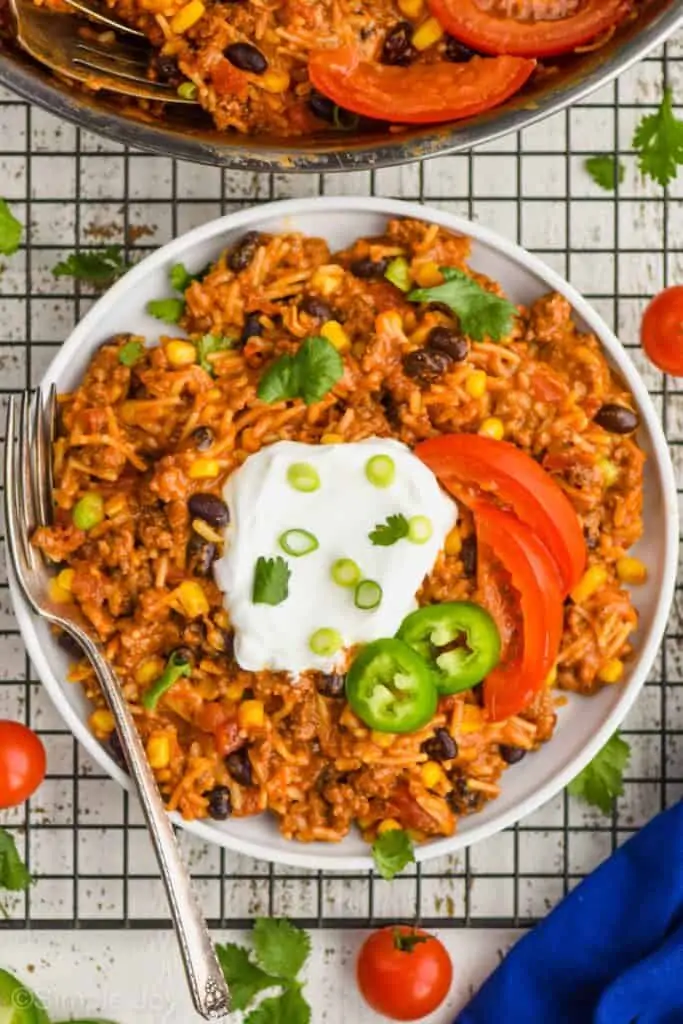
[258,68,291,93]
[321,433,343,445]
[238,699,265,730]
[398,0,423,17]
[421,761,446,789]
[147,734,171,769]
[445,527,462,557]
[466,370,488,399]
[57,568,75,592]
[597,456,620,488]
[226,681,245,702]
[206,387,221,401]
[90,709,115,736]
[188,458,220,479]
[413,261,442,288]
[377,818,402,835]
[616,556,647,586]
[320,320,350,353]
[310,265,344,296]
[135,656,165,686]
[413,16,444,49]
[166,339,197,368]
[49,576,72,604]
[170,0,205,33]
[545,663,558,689]
[371,730,396,748]
[571,565,608,604]
[598,659,624,684]
[460,705,484,733]
[175,580,210,618]
[192,518,224,544]
[478,417,504,441]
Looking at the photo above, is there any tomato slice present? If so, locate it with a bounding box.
[416,434,586,595]
[427,0,629,58]
[307,49,535,124]
[641,285,683,377]
[475,502,563,721]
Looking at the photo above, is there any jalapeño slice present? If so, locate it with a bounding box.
[397,601,501,696]
[345,638,437,734]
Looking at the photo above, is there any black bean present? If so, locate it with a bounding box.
[447,774,482,812]
[241,313,263,344]
[225,42,267,74]
[172,646,194,667]
[349,257,389,280]
[421,727,458,762]
[154,53,179,82]
[461,535,477,577]
[316,673,346,698]
[308,90,336,123]
[444,36,477,63]
[225,748,253,786]
[206,785,232,820]
[594,404,639,435]
[499,744,527,765]
[378,388,401,429]
[57,629,83,659]
[192,426,214,451]
[381,22,416,67]
[187,534,217,577]
[427,326,469,363]
[403,348,451,382]
[300,294,334,321]
[228,231,261,272]
[188,492,230,527]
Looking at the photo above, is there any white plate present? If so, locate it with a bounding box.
[10,197,679,871]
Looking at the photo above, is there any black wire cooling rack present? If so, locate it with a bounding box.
[0,40,681,933]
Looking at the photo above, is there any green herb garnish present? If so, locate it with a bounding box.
[197,333,234,375]
[118,340,145,367]
[257,337,343,406]
[372,828,415,881]
[585,155,625,192]
[408,267,518,341]
[567,731,631,814]
[0,829,32,896]
[369,513,409,547]
[53,246,127,287]
[633,87,683,187]
[252,556,291,606]
[147,298,185,324]
[0,198,22,256]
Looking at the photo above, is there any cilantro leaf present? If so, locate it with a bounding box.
[253,556,291,606]
[253,918,312,981]
[118,340,145,367]
[0,828,32,892]
[585,155,625,192]
[170,263,193,292]
[372,828,415,881]
[216,943,280,1012]
[53,246,127,287]
[633,87,683,187]
[567,732,631,814]
[369,513,409,547]
[197,334,234,375]
[147,298,185,324]
[244,985,311,1024]
[0,198,22,256]
[257,337,343,406]
[408,267,518,341]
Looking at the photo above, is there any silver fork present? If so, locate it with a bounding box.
[8,0,198,103]
[4,387,231,1022]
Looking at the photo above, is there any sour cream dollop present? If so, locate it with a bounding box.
[214,438,457,674]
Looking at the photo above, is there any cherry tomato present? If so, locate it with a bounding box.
[416,434,586,595]
[357,926,453,1021]
[427,0,629,58]
[641,285,683,376]
[308,49,535,125]
[0,721,47,809]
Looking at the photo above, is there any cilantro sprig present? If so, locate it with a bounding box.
[372,828,415,881]
[407,268,518,341]
[253,556,291,606]
[216,917,312,1023]
[369,514,409,547]
[567,732,631,814]
[585,155,625,192]
[0,828,33,916]
[147,297,185,324]
[53,246,128,287]
[633,87,683,188]
[197,334,234,375]
[257,337,344,406]
[0,198,22,256]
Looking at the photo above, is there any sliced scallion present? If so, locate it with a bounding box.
[177,81,198,100]
[279,528,319,557]
[408,515,433,544]
[309,627,343,656]
[331,558,361,588]
[354,579,382,611]
[365,454,395,488]
[385,256,411,292]
[287,462,320,493]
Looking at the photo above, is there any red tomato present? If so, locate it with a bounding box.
[475,502,563,721]
[0,721,47,809]
[215,720,242,757]
[357,926,453,1021]
[427,0,629,58]
[641,286,683,376]
[308,49,535,124]
[195,701,228,734]
[211,59,248,99]
[416,434,586,595]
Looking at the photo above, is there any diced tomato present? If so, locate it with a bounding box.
[308,49,535,124]
[215,719,242,757]
[416,434,586,595]
[474,502,563,721]
[427,0,629,58]
[195,701,228,734]
[211,59,249,100]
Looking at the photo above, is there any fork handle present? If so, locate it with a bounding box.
[77,630,231,1020]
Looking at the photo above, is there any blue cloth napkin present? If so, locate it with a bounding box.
[456,800,683,1024]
